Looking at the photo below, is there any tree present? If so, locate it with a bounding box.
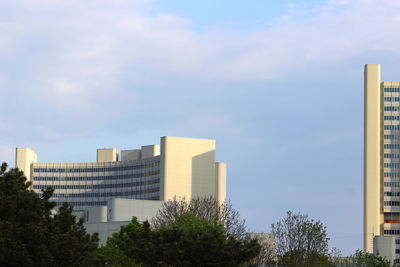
[107,214,261,266]
[0,163,99,266]
[271,210,331,267]
[336,249,393,267]
[151,196,248,239]
[91,245,139,267]
[249,233,277,267]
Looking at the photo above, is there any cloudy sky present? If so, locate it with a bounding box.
[1,0,400,255]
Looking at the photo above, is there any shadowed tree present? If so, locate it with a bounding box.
[0,163,99,267]
[108,214,261,266]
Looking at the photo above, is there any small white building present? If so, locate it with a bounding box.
[373,235,396,264]
[81,198,164,245]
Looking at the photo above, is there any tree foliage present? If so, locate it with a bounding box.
[333,249,393,267]
[91,245,139,267]
[151,196,248,239]
[271,211,331,267]
[107,214,261,266]
[249,233,277,267]
[0,163,99,267]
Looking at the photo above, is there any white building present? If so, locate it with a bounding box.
[16,136,227,212]
[365,64,400,263]
[81,198,164,245]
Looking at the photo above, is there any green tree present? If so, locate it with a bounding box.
[337,249,393,267]
[107,214,261,266]
[271,211,332,267]
[0,163,99,267]
[152,196,248,239]
[91,245,139,267]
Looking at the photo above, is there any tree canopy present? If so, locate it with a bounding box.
[0,163,99,267]
[332,249,393,267]
[106,214,261,266]
[151,196,248,239]
[272,210,332,267]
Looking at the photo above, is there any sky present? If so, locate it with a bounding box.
[1,0,400,255]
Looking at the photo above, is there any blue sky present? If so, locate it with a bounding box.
[1,0,400,255]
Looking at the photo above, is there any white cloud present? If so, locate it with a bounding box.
[0,143,15,166]
[1,0,394,254]
[0,0,399,139]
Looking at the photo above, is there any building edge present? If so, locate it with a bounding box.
[364,64,383,252]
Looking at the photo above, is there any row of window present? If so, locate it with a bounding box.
[384,173,400,178]
[33,161,160,173]
[384,201,400,206]
[384,192,400,196]
[384,230,400,235]
[384,87,400,92]
[52,188,160,198]
[33,179,160,190]
[384,116,400,120]
[384,181,400,186]
[33,170,160,181]
[384,144,400,149]
[56,201,107,207]
[384,125,400,130]
[384,163,400,168]
[384,135,400,140]
[55,196,161,209]
[384,106,400,111]
[384,153,400,158]
[385,97,400,102]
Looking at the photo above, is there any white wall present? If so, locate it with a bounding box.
[97,148,118,162]
[86,206,107,223]
[107,198,163,222]
[84,221,129,245]
[160,136,217,201]
[15,148,37,182]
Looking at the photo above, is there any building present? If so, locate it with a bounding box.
[15,136,227,212]
[364,64,400,262]
[82,198,164,245]
[373,236,397,264]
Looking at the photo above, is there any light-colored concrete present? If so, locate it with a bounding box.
[373,235,396,264]
[141,145,160,159]
[107,198,163,222]
[121,149,141,161]
[97,148,118,162]
[15,136,226,212]
[364,64,383,252]
[160,136,219,201]
[83,198,164,245]
[15,148,37,182]
[86,206,107,223]
[215,162,227,203]
[84,221,129,245]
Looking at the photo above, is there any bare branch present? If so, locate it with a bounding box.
[151,196,248,239]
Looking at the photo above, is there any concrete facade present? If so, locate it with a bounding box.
[15,136,226,211]
[84,221,129,245]
[83,198,164,245]
[364,64,400,263]
[364,64,383,252]
[107,198,163,222]
[373,236,396,264]
[15,148,37,183]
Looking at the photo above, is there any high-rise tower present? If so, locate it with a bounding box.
[365,64,400,259]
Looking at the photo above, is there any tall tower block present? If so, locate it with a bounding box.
[364,64,382,252]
